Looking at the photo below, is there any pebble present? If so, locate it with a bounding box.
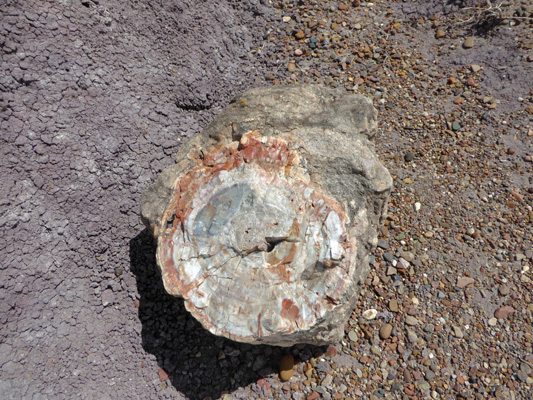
[295,30,305,40]
[498,285,511,296]
[452,326,464,339]
[338,3,349,11]
[463,37,475,48]
[377,239,389,249]
[451,120,462,131]
[404,152,415,162]
[287,62,296,73]
[279,354,294,381]
[397,258,410,270]
[405,316,418,326]
[307,392,320,400]
[453,97,465,105]
[383,252,394,262]
[456,277,475,288]
[362,308,378,320]
[471,64,482,72]
[413,202,421,212]
[158,368,169,382]
[407,330,418,343]
[380,323,393,340]
[389,299,399,312]
[494,305,515,319]
[435,29,445,39]
[348,330,358,342]
[488,317,498,326]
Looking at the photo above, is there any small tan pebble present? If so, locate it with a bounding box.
[338,3,348,11]
[280,354,294,381]
[287,62,295,72]
[295,30,305,40]
[405,315,418,326]
[488,317,497,326]
[389,299,399,312]
[380,323,393,340]
[471,64,482,72]
[463,37,475,48]
[526,104,533,114]
[454,97,465,105]
[435,29,445,38]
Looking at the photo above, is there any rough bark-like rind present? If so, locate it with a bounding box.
[140,85,392,346]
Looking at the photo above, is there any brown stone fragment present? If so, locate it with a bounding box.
[280,354,294,381]
[389,299,399,312]
[307,392,320,400]
[380,323,393,340]
[494,305,515,319]
[287,61,296,73]
[158,368,169,382]
[295,30,305,40]
[463,37,475,48]
[456,277,475,288]
[435,29,445,38]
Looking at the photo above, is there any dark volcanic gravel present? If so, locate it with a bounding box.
[1,0,532,399]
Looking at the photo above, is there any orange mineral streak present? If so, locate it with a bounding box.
[281,299,300,321]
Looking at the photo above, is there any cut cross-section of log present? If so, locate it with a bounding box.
[157,132,356,344]
[141,85,393,346]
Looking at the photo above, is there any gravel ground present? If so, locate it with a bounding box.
[1,0,532,399]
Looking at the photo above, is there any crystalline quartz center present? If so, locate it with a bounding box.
[157,132,356,342]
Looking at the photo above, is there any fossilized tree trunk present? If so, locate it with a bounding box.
[140,85,392,346]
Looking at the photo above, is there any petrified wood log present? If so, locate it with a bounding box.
[140,85,392,346]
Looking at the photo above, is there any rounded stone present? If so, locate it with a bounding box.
[362,309,378,320]
[280,354,295,381]
[379,323,393,340]
[463,37,475,49]
[494,305,515,319]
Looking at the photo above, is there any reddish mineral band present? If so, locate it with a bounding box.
[156,132,356,343]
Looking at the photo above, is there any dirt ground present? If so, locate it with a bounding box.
[1,0,532,399]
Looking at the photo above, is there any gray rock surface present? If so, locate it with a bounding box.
[141,85,392,346]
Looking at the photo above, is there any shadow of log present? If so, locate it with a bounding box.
[129,229,327,399]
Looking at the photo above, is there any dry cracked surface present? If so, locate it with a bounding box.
[1,0,532,399]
